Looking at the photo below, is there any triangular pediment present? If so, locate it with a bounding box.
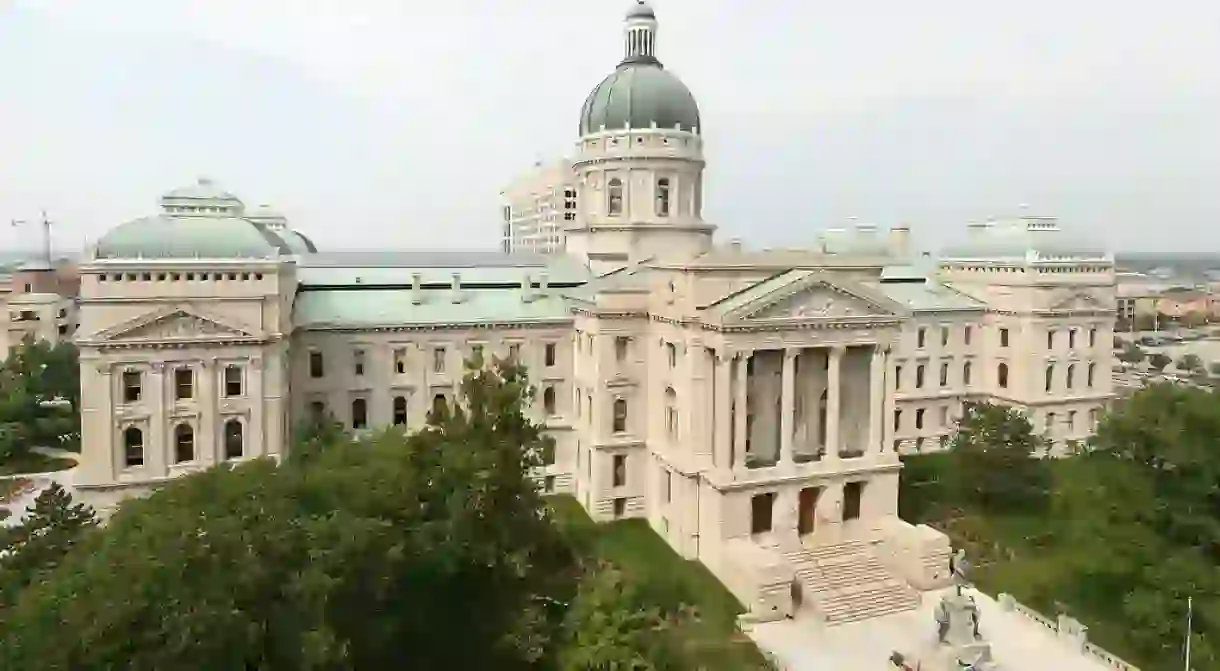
[1047,291,1109,312]
[719,272,906,323]
[93,306,259,343]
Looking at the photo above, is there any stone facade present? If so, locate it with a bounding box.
[69,1,1116,626]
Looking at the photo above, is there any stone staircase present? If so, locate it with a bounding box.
[784,539,920,625]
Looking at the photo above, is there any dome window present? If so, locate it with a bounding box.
[607,178,624,216]
[656,177,671,217]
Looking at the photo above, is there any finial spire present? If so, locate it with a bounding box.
[622,1,660,65]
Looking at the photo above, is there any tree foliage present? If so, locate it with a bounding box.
[1176,353,1203,372]
[1148,352,1172,371]
[944,402,1048,514]
[1117,342,1146,365]
[0,482,97,609]
[0,338,80,462]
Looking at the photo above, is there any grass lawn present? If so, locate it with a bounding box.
[0,452,76,476]
[548,495,771,669]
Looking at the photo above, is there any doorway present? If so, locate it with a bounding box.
[798,487,819,536]
[842,481,864,521]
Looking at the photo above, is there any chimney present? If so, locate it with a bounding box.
[888,225,911,257]
[450,273,463,304]
[728,238,743,253]
[521,272,534,303]
[538,272,550,297]
[967,221,990,238]
[855,223,878,238]
[411,273,423,305]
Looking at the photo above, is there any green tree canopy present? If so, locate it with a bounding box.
[1177,353,1203,372]
[944,402,1048,514]
[0,482,97,608]
[1148,352,1172,371]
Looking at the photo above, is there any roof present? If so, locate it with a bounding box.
[626,1,655,19]
[869,279,985,312]
[939,218,1109,261]
[297,251,591,287]
[95,215,292,260]
[160,177,241,203]
[705,269,909,318]
[579,62,700,135]
[294,288,571,329]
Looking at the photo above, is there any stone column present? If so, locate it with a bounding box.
[780,347,797,465]
[147,362,168,478]
[825,346,843,462]
[199,358,218,466]
[882,349,896,453]
[688,340,710,460]
[248,354,266,458]
[868,346,884,455]
[714,349,732,469]
[733,351,750,470]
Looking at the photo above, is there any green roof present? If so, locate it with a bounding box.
[297,252,591,287]
[96,215,291,260]
[869,280,984,312]
[294,288,572,329]
[579,62,700,134]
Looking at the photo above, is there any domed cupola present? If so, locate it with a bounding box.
[578,1,701,136]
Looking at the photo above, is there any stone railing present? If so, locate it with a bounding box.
[997,593,1140,671]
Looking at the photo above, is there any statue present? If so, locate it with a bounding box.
[950,548,971,596]
[934,599,950,644]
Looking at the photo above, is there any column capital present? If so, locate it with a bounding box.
[784,346,800,359]
[830,344,847,356]
[717,348,735,363]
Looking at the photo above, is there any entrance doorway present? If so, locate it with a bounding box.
[842,481,864,521]
[798,487,819,536]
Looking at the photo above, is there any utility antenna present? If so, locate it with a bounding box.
[10,209,54,266]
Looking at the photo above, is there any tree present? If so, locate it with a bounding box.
[1177,353,1203,373]
[944,402,1048,514]
[0,360,587,670]
[1117,343,1146,365]
[0,339,81,463]
[1210,361,1220,377]
[1148,352,1172,371]
[0,483,97,607]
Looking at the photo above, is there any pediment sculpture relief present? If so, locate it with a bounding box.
[108,311,254,341]
[749,286,879,320]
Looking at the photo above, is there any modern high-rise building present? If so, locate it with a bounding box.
[500,160,577,254]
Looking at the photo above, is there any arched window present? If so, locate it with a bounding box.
[543,386,557,415]
[963,361,972,386]
[174,423,194,463]
[351,398,368,429]
[223,419,243,460]
[432,394,448,418]
[1087,363,1095,388]
[1066,364,1076,390]
[656,177,671,217]
[998,363,1009,389]
[123,426,144,467]
[664,387,678,440]
[1045,364,1054,392]
[393,396,408,426]
[612,398,628,433]
[607,178,624,216]
[915,364,926,388]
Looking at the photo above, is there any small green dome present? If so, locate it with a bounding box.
[276,229,318,255]
[95,215,293,260]
[579,63,700,135]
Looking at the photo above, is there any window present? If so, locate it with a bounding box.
[665,387,678,440]
[1068,410,1077,430]
[842,482,863,521]
[894,409,902,431]
[613,454,627,487]
[939,405,949,428]
[543,386,557,415]
[894,365,902,390]
[1045,364,1054,393]
[351,398,368,429]
[1046,412,1056,433]
[1066,364,1076,390]
[224,365,243,397]
[998,363,1009,388]
[432,394,448,417]
[615,336,629,362]
[508,343,521,361]
[433,347,446,373]
[309,351,324,378]
[666,342,677,368]
[607,177,624,216]
[1068,330,1077,349]
[917,327,927,348]
[393,396,408,425]
[1047,330,1055,350]
[941,327,949,347]
[751,492,775,534]
[123,426,144,467]
[309,401,326,418]
[1089,408,1099,427]
[915,408,925,430]
[174,423,194,463]
[1089,328,1097,348]
[544,475,556,493]
[174,368,193,400]
[940,363,949,387]
[916,365,925,389]
[963,361,972,386]
[964,325,973,346]
[1000,328,1009,347]
[656,177,671,217]
[354,349,366,376]
[1087,363,1096,387]
[545,343,557,367]
[612,398,628,433]
[613,498,627,518]
[394,349,407,375]
[224,419,243,459]
[469,344,485,365]
[122,371,142,403]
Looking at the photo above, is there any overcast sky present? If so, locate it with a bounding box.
[1,0,1218,256]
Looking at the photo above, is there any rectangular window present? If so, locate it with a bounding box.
[433,347,446,373]
[894,409,902,431]
[309,351,324,378]
[939,363,948,387]
[916,365,925,389]
[612,454,627,487]
[1068,410,1077,430]
[664,469,672,503]
[353,349,365,376]
[894,365,902,390]
[615,336,629,362]
[224,365,243,397]
[1068,330,1077,349]
[843,482,863,521]
[1047,330,1055,349]
[917,327,927,349]
[508,343,521,361]
[939,405,949,428]
[174,368,193,400]
[964,326,973,346]
[941,327,949,347]
[394,349,406,375]
[750,492,775,534]
[1000,328,1010,347]
[1089,328,1097,348]
[613,498,627,519]
[544,475,556,493]
[545,343,557,367]
[915,408,925,430]
[392,396,408,426]
[122,371,142,403]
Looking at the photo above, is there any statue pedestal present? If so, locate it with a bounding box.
[892,590,1000,670]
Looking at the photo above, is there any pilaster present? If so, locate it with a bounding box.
[868,346,884,455]
[732,351,750,471]
[780,347,797,465]
[714,348,732,469]
[826,346,843,463]
[147,362,168,478]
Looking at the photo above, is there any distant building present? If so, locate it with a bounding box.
[499,160,577,254]
[0,253,79,360]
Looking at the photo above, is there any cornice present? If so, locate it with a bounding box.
[298,319,572,334]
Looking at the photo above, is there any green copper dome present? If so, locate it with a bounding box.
[579,63,700,135]
[96,215,293,260]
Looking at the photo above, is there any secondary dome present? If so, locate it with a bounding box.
[95,215,293,260]
[578,2,700,136]
[244,204,318,255]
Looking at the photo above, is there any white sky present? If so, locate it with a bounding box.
[1,0,1218,254]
